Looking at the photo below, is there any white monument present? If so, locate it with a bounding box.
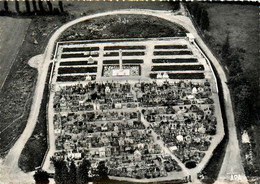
[112,49,130,76]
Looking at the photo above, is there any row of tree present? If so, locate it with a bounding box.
[221,35,255,130]
[1,0,64,15]
[34,159,109,184]
[186,3,210,31]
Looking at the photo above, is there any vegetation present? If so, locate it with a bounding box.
[0,15,71,158]
[150,73,205,79]
[153,50,192,55]
[186,1,259,179]
[152,58,198,63]
[151,65,204,71]
[52,159,108,184]
[58,67,97,74]
[18,64,52,172]
[60,61,98,66]
[34,169,50,184]
[154,45,187,49]
[104,45,145,50]
[57,75,96,82]
[186,2,210,32]
[59,14,187,41]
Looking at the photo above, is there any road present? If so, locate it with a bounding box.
[1,9,247,184]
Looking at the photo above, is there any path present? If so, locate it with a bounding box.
[1,9,246,184]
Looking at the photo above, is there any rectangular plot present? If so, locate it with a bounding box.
[151,65,204,71]
[58,67,97,74]
[103,52,119,57]
[60,61,97,66]
[150,73,205,79]
[154,45,188,49]
[104,45,146,50]
[168,73,205,79]
[152,58,198,63]
[62,47,99,52]
[57,75,96,82]
[122,52,145,56]
[103,60,119,64]
[122,59,143,64]
[153,51,192,55]
[61,53,99,58]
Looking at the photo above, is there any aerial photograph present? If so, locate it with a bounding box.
[0,1,259,184]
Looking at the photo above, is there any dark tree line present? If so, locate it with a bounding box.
[186,2,210,31]
[49,158,109,184]
[221,35,256,130]
[1,0,64,16]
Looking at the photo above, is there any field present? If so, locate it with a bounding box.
[0,17,31,89]
[0,15,71,158]
[59,14,187,41]
[203,2,260,178]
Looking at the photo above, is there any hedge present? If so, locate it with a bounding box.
[60,61,97,66]
[152,58,198,63]
[153,51,192,55]
[154,45,188,49]
[104,45,145,50]
[58,67,97,74]
[151,65,204,71]
[62,47,99,52]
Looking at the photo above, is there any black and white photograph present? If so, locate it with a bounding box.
[0,1,259,184]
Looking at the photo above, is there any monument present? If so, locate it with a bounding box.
[112,49,130,76]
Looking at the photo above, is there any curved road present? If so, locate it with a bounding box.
[1,9,247,184]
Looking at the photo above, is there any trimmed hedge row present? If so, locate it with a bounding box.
[103,52,119,57]
[122,52,145,56]
[150,73,205,79]
[151,65,204,71]
[59,61,97,66]
[103,59,144,64]
[57,75,96,82]
[123,59,144,64]
[62,47,99,52]
[103,60,119,64]
[152,58,198,63]
[104,45,146,50]
[61,53,99,58]
[154,51,192,55]
[58,67,97,74]
[154,45,188,49]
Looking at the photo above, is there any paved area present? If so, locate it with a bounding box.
[1,8,246,184]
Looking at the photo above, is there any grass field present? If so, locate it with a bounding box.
[202,2,260,178]
[0,17,31,90]
[0,15,70,158]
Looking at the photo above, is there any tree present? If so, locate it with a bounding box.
[68,161,77,184]
[97,161,108,180]
[4,1,8,12]
[58,1,64,13]
[221,34,230,60]
[200,9,210,31]
[53,159,69,184]
[15,0,20,13]
[25,0,31,14]
[34,169,49,184]
[38,0,45,14]
[46,1,53,13]
[77,159,91,184]
[32,0,38,13]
